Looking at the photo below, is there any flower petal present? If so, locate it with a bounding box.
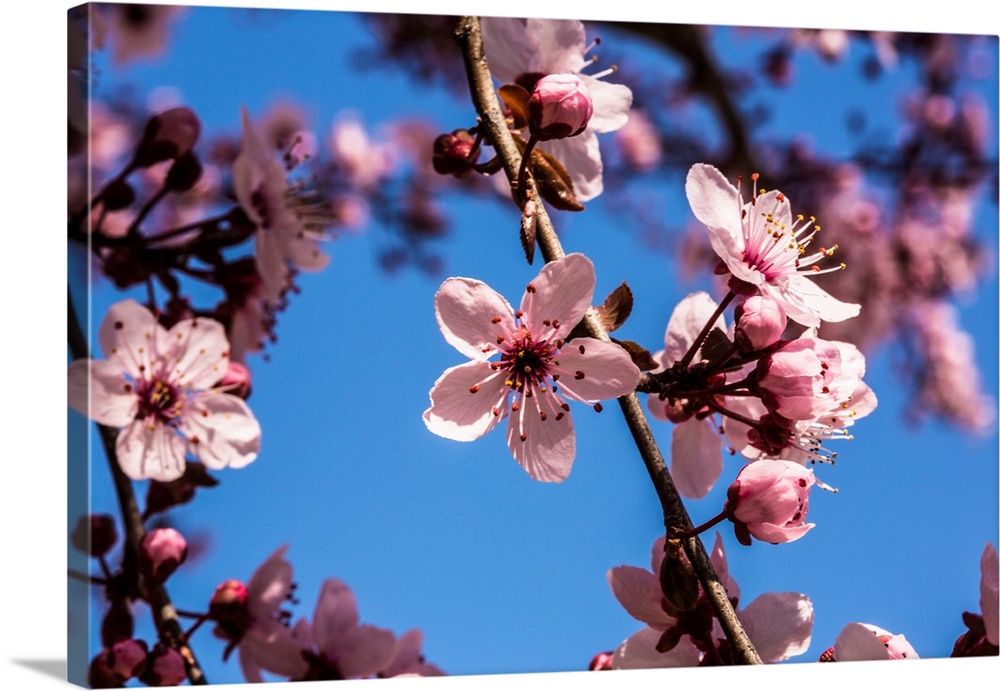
[98,299,166,378]
[765,274,860,327]
[553,338,640,402]
[506,391,575,482]
[611,627,702,669]
[336,625,398,679]
[247,546,293,618]
[541,130,603,202]
[181,393,261,470]
[424,361,508,442]
[115,420,187,481]
[68,359,138,427]
[740,592,813,662]
[663,292,724,367]
[480,17,535,84]
[748,519,814,545]
[671,417,723,499]
[239,623,308,682]
[312,579,361,656]
[685,164,741,247]
[165,316,230,390]
[520,253,595,342]
[434,277,516,361]
[708,532,740,603]
[833,622,893,661]
[584,77,632,133]
[607,566,676,630]
[528,18,587,75]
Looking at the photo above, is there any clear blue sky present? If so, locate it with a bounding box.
[69,3,998,684]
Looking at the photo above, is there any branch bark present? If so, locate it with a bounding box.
[454,16,762,665]
[68,290,209,685]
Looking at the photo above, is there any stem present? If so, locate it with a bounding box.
[68,291,209,685]
[707,399,763,430]
[678,290,736,368]
[145,209,240,244]
[454,16,761,665]
[127,187,170,237]
[674,508,729,539]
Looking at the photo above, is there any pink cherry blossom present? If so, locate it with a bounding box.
[756,336,865,422]
[726,460,816,545]
[686,163,860,327]
[608,533,813,668]
[646,292,725,499]
[212,547,308,683]
[734,295,786,351]
[828,622,919,661]
[528,73,594,140]
[67,299,261,482]
[423,253,641,483]
[233,108,330,303]
[481,17,632,202]
[293,579,398,680]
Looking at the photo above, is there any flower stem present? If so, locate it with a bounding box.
[454,16,761,665]
[678,290,736,368]
[673,509,729,539]
[68,290,209,685]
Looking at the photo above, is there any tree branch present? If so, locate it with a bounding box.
[453,16,761,665]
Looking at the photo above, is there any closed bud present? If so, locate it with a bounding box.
[734,296,786,351]
[88,651,121,689]
[71,514,118,558]
[219,361,252,400]
[726,461,816,545]
[588,651,614,671]
[432,129,477,176]
[528,74,593,141]
[140,645,187,687]
[133,106,201,168]
[102,179,135,211]
[658,538,701,612]
[209,578,249,626]
[139,527,188,584]
[164,152,203,191]
[106,638,148,681]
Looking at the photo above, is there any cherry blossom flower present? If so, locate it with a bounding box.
[821,622,919,661]
[608,533,813,668]
[685,163,860,327]
[211,547,308,683]
[233,108,330,303]
[646,292,725,499]
[293,579,398,680]
[481,17,632,201]
[423,253,641,482]
[67,299,261,482]
[725,460,816,545]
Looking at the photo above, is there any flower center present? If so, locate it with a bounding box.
[137,378,184,424]
[499,329,556,392]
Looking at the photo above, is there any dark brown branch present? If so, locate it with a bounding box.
[68,291,209,685]
[454,16,761,665]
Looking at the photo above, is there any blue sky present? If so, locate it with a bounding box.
[63,1,997,686]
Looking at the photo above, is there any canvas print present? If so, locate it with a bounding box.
[67,2,999,687]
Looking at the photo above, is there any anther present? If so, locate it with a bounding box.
[469,385,480,394]
[575,371,585,380]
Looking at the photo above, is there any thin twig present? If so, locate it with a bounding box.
[68,290,209,684]
[454,16,761,665]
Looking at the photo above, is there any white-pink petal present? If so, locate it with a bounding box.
[708,532,740,603]
[434,277,516,361]
[334,625,398,679]
[607,565,676,630]
[554,338,640,403]
[116,420,186,482]
[98,298,165,378]
[165,317,230,390]
[312,579,361,653]
[541,130,603,202]
[670,417,723,500]
[423,361,508,442]
[506,393,575,483]
[740,592,814,663]
[181,393,261,470]
[247,546,294,618]
[663,292,724,367]
[685,164,741,248]
[239,623,309,682]
[519,253,594,342]
[585,77,632,134]
[68,359,138,427]
[611,627,702,669]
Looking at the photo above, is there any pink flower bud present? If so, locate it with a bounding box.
[106,638,148,681]
[735,296,786,351]
[219,361,253,400]
[140,645,187,687]
[88,651,120,689]
[756,337,863,421]
[588,651,614,671]
[209,578,249,625]
[71,514,118,558]
[726,460,816,545]
[133,106,201,168]
[528,74,594,141]
[139,527,188,584]
[432,129,478,176]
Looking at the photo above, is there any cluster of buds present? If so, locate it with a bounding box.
[88,639,187,688]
